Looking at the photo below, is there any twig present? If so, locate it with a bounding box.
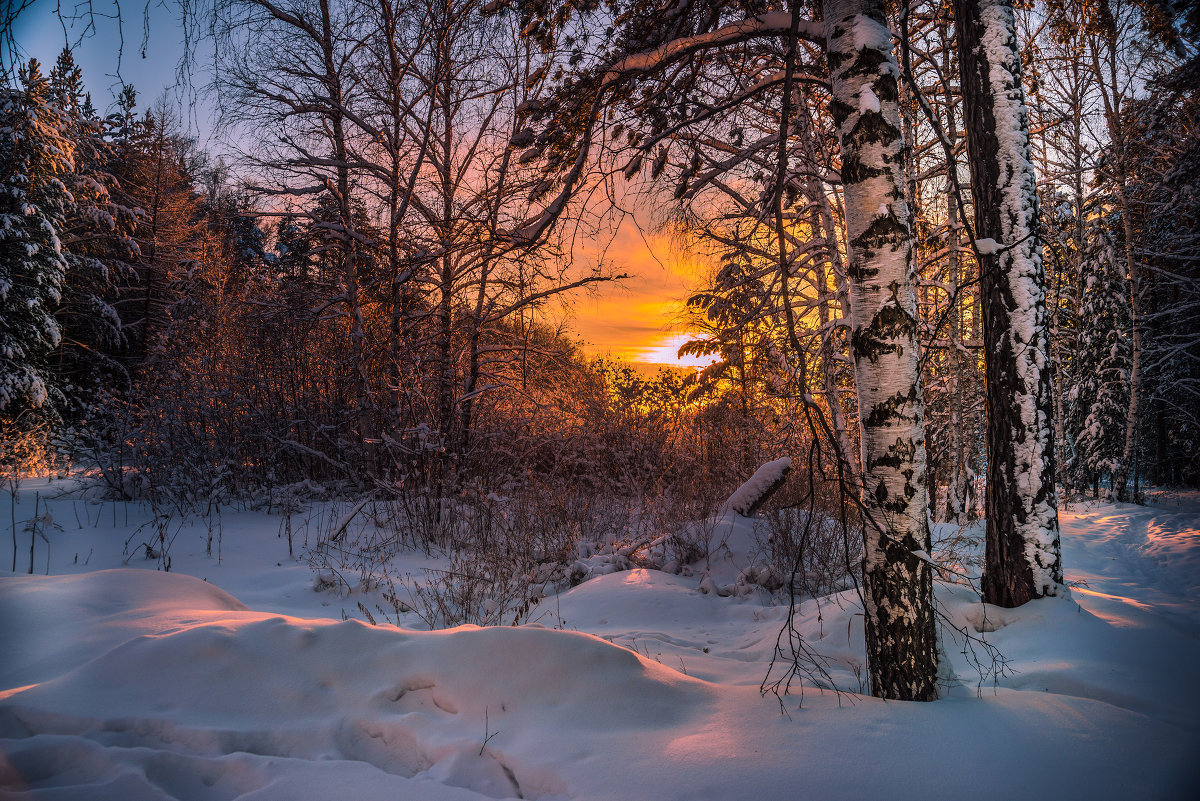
[479,706,499,755]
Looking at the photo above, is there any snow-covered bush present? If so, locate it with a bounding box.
[305,479,728,629]
[761,508,859,599]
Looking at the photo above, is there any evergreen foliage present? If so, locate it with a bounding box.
[1068,215,1131,494]
[50,49,136,411]
[0,59,73,424]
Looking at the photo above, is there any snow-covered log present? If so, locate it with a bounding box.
[723,457,793,517]
[825,0,938,701]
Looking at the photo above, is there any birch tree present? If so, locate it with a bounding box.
[824,0,938,700]
[508,0,940,699]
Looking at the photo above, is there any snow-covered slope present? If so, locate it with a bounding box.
[2,485,1198,800]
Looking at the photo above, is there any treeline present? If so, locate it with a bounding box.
[4,2,1194,508]
[0,45,798,506]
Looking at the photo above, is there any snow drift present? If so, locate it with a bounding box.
[2,488,1199,800]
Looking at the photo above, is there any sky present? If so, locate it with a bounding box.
[12,1,221,150]
[566,211,716,367]
[10,0,715,369]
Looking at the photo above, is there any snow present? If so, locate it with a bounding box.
[974,237,1001,255]
[848,13,895,73]
[2,481,1199,799]
[722,457,792,516]
[858,84,881,115]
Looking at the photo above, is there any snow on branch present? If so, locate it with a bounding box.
[605,12,823,81]
[973,237,1002,255]
[723,457,792,517]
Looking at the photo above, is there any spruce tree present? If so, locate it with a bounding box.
[50,48,134,411]
[0,59,74,424]
[1069,215,1131,496]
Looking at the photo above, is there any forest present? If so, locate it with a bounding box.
[1,0,1199,799]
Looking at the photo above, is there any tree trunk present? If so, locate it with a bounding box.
[318,0,376,480]
[946,183,969,523]
[825,0,938,701]
[1111,175,1141,502]
[435,50,457,473]
[940,26,970,523]
[954,0,1062,606]
[799,92,858,480]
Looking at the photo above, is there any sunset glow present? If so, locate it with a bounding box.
[568,212,717,368]
[4,0,1199,797]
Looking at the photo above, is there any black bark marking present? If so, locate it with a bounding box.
[852,297,915,364]
[845,110,900,151]
[828,98,854,130]
[840,153,891,185]
[862,385,920,429]
[852,214,909,255]
[841,45,891,81]
[873,74,899,104]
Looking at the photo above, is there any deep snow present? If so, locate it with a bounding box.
[1,482,1198,800]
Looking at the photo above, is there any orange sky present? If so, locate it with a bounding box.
[562,210,718,369]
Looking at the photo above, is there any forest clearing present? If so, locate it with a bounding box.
[3,0,1199,797]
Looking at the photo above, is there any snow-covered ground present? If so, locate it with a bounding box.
[2,482,1198,800]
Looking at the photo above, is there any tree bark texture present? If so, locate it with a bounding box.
[954,0,1062,606]
[825,0,939,701]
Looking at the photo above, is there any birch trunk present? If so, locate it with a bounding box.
[824,0,938,701]
[954,0,1062,605]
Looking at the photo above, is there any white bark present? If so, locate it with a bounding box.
[825,0,938,701]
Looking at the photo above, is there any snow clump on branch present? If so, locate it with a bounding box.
[723,457,792,517]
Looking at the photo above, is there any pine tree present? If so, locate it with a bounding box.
[682,253,783,418]
[0,59,74,423]
[955,0,1063,606]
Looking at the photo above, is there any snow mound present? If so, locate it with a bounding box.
[0,569,248,690]
[1,570,705,800]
